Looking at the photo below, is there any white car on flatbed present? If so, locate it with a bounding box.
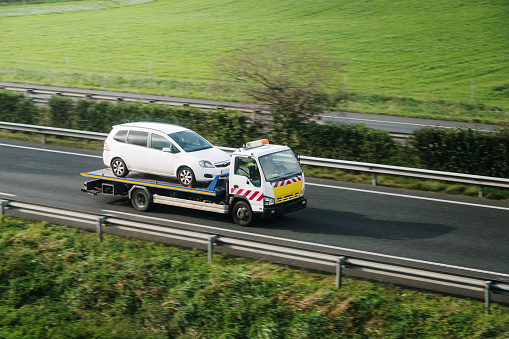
[103,122,231,187]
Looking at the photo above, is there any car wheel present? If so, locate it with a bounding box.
[131,188,151,211]
[111,158,129,177]
[232,200,253,226]
[178,166,196,187]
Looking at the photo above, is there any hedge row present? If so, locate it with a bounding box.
[0,90,38,124]
[48,95,257,148]
[409,127,509,178]
[1,90,508,178]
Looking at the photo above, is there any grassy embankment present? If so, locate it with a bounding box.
[0,0,508,124]
[1,216,508,338]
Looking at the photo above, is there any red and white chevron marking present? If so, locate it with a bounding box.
[271,175,302,188]
[230,188,264,201]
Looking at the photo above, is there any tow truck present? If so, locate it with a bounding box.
[81,139,307,226]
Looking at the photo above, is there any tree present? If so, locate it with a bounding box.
[215,39,342,144]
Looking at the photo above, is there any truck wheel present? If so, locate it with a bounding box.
[131,188,151,211]
[232,200,253,226]
[111,158,129,177]
[178,166,196,187]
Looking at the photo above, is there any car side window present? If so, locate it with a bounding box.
[150,134,172,151]
[127,130,148,147]
[171,144,180,153]
[113,129,128,143]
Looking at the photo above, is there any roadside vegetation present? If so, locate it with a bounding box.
[1,89,508,200]
[1,216,508,338]
[1,0,508,124]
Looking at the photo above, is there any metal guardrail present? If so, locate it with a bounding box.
[1,198,508,313]
[0,83,270,115]
[2,121,509,197]
[1,83,409,138]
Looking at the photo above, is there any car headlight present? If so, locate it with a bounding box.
[264,197,275,206]
[199,160,214,168]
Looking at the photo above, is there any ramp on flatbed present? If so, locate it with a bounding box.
[81,169,227,197]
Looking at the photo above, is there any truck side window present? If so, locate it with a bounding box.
[235,157,249,177]
[113,130,128,143]
[234,157,261,187]
[127,131,148,147]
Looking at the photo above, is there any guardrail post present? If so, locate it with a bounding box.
[336,256,346,288]
[0,200,8,215]
[253,109,260,122]
[485,281,493,314]
[208,235,217,264]
[97,217,106,242]
[479,185,484,198]
[372,173,378,186]
[25,89,33,100]
[41,133,47,144]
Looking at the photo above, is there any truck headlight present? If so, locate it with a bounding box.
[300,186,305,197]
[199,160,214,168]
[264,197,275,206]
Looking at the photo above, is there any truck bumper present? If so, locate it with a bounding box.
[262,197,307,219]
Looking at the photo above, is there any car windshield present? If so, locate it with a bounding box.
[258,149,302,182]
[168,131,212,152]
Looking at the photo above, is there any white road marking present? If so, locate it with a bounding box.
[0,192,16,197]
[103,209,509,278]
[0,143,101,158]
[307,182,509,211]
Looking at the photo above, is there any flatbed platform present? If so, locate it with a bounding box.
[81,168,228,196]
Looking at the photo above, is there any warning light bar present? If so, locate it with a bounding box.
[245,139,269,149]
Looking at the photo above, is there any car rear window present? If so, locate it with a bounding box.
[127,130,148,147]
[113,129,128,143]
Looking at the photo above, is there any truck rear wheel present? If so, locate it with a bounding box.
[232,200,253,226]
[131,188,151,211]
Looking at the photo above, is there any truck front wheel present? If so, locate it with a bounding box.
[232,200,253,226]
[131,188,151,211]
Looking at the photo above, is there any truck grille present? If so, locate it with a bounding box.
[276,192,299,203]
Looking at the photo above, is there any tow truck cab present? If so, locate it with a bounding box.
[229,139,307,222]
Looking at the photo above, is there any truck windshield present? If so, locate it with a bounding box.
[168,131,212,152]
[259,150,302,182]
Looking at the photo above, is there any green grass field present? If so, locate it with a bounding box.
[1,216,508,338]
[1,0,508,120]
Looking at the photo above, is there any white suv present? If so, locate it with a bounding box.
[103,122,230,186]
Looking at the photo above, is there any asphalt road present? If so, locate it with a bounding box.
[319,111,499,134]
[1,139,508,281]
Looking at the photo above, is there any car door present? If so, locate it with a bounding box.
[147,132,181,177]
[123,130,149,172]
